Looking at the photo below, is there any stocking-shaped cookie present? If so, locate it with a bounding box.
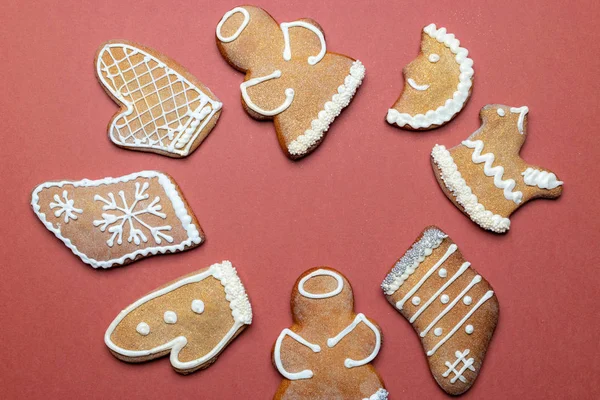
[216,6,365,159]
[105,261,252,374]
[96,40,222,158]
[273,267,387,400]
[387,24,474,130]
[431,104,564,233]
[381,227,498,395]
[31,171,203,268]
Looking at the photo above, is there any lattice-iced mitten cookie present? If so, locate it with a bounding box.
[431,104,564,233]
[105,261,252,374]
[216,6,365,160]
[31,171,203,268]
[273,267,387,400]
[381,227,498,396]
[387,24,474,130]
[96,40,222,158]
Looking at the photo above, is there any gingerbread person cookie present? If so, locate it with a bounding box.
[96,40,222,157]
[105,261,252,374]
[381,227,499,395]
[273,267,387,400]
[31,171,203,268]
[387,24,474,130]
[216,6,365,159]
[431,105,563,233]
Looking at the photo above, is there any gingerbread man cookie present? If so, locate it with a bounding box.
[387,24,474,130]
[381,227,499,395]
[96,40,222,157]
[216,6,365,159]
[105,261,252,374]
[31,171,203,268]
[431,105,563,233]
[273,267,387,400]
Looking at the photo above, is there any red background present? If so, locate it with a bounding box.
[1,0,599,399]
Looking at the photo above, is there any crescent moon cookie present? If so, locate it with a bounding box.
[216,6,366,160]
[105,261,252,374]
[31,171,204,268]
[273,267,388,400]
[96,40,222,158]
[431,105,564,233]
[386,24,474,130]
[381,227,499,396]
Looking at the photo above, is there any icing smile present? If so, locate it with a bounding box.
[407,78,430,91]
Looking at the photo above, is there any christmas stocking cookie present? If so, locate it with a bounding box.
[381,227,499,395]
[216,6,365,160]
[387,24,474,130]
[105,261,252,374]
[96,40,222,158]
[273,267,387,400]
[431,104,564,233]
[31,171,203,268]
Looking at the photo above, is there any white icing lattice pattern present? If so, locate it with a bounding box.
[443,349,476,384]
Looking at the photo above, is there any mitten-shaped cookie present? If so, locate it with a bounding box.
[216,6,365,159]
[387,24,474,130]
[105,261,252,374]
[381,227,498,395]
[96,40,222,157]
[273,267,387,400]
[31,171,203,268]
[431,105,563,233]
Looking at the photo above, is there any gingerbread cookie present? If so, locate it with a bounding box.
[105,261,252,374]
[216,6,365,159]
[31,171,203,268]
[386,24,474,130]
[381,227,498,395]
[273,267,387,399]
[431,104,563,233]
[96,40,222,158]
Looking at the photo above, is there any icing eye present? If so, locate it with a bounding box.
[136,322,150,336]
[163,310,178,324]
[191,299,205,314]
[497,108,506,117]
[428,54,440,63]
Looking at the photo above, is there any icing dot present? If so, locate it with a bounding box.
[463,296,473,306]
[497,108,506,117]
[163,311,178,324]
[440,294,450,304]
[429,53,440,63]
[136,322,150,336]
[412,296,421,306]
[466,325,474,334]
[191,299,205,314]
[434,327,443,336]
[438,268,447,278]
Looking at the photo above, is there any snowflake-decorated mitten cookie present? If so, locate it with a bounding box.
[381,227,499,395]
[387,24,474,130]
[105,261,252,374]
[431,104,564,233]
[216,6,365,160]
[96,40,222,158]
[273,267,387,400]
[31,171,203,268]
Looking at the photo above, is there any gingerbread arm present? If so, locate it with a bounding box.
[274,329,321,380]
[326,313,382,368]
[280,19,326,65]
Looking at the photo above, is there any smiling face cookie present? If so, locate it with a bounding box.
[387,24,474,130]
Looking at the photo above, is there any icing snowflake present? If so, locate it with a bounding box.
[49,190,83,223]
[93,181,173,247]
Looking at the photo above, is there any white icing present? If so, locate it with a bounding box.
[216,7,250,43]
[443,349,475,384]
[191,299,204,314]
[96,44,222,157]
[104,261,252,370]
[522,168,563,190]
[438,268,447,278]
[412,296,421,306]
[363,388,389,400]
[462,139,523,204]
[429,53,440,63]
[240,70,295,116]
[298,269,343,299]
[465,325,474,334]
[280,21,326,65]
[434,327,443,337]
[497,108,506,117]
[49,190,83,223]
[431,145,511,233]
[387,23,474,129]
[31,171,202,268]
[396,244,457,310]
[440,294,450,304]
[327,313,381,369]
[510,106,528,134]
[287,60,365,156]
[274,329,321,380]
[407,78,430,91]
[463,296,473,306]
[136,322,150,336]
[163,311,177,324]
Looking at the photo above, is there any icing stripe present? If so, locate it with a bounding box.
[509,106,528,134]
[240,70,295,116]
[522,168,563,190]
[274,329,321,380]
[327,313,381,368]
